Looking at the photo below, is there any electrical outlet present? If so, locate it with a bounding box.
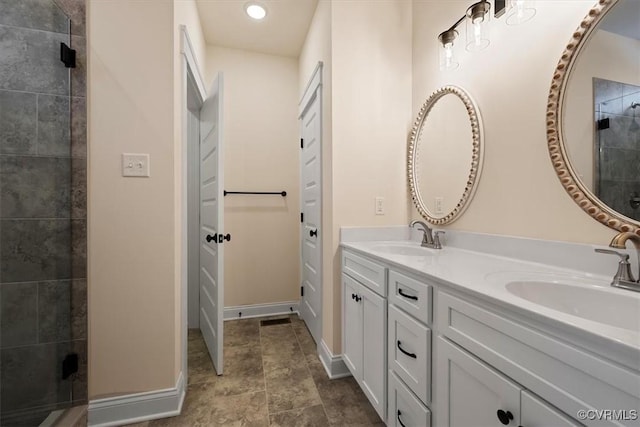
[122,153,150,177]
[435,197,444,214]
[375,197,385,215]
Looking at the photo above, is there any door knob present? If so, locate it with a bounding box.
[206,234,217,243]
[310,229,318,237]
[497,410,514,425]
[218,233,231,243]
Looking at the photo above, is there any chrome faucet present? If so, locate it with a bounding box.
[594,231,640,292]
[409,220,444,249]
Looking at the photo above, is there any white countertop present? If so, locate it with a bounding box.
[341,238,640,369]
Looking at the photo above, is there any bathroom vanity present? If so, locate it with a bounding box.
[340,230,640,427]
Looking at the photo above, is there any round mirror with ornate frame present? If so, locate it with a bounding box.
[408,86,484,225]
[547,0,640,236]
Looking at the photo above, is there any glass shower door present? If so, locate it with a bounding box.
[0,0,79,424]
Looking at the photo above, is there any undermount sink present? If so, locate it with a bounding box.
[505,280,640,331]
[368,243,437,257]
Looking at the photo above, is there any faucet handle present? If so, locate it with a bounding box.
[595,248,635,284]
[433,231,445,249]
[595,248,630,261]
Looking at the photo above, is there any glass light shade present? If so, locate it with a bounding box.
[506,0,536,25]
[438,30,459,71]
[465,1,491,52]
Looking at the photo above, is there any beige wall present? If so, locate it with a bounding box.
[411,0,614,245]
[89,0,206,398]
[298,0,413,353]
[564,29,640,190]
[298,0,335,351]
[88,0,177,397]
[205,46,301,307]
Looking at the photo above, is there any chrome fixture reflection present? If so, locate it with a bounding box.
[409,220,444,250]
[594,232,640,292]
[506,0,536,25]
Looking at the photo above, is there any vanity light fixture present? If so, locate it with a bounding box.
[438,28,460,70]
[437,0,491,70]
[505,0,536,25]
[245,2,267,20]
[465,1,491,51]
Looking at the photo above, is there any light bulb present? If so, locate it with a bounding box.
[473,21,482,47]
[445,43,453,68]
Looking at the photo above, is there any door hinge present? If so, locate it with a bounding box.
[301,286,304,297]
[300,138,304,149]
[300,212,304,223]
[62,353,79,380]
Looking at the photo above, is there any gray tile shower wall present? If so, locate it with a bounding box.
[594,78,640,221]
[0,0,87,423]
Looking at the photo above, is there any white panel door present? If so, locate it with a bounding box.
[300,86,322,344]
[199,73,224,375]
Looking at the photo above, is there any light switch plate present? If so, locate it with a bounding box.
[375,197,385,215]
[122,153,150,177]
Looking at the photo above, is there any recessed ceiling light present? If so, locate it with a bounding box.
[245,3,267,20]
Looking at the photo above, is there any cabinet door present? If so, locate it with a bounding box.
[521,391,582,427]
[436,337,521,427]
[360,283,387,420]
[342,274,362,378]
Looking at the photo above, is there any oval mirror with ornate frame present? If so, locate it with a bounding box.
[408,86,484,225]
[547,0,640,236]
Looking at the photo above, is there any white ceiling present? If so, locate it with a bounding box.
[599,0,640,41]
[195,0,319,58]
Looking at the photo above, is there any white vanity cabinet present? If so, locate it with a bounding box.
[437,336,581,427]
[341,250,387,420]
[435,290,639,427]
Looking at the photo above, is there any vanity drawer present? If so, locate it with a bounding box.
[388,304,431,404]
[388,371,431,427]
[342,250,387,297]
[388,269,432,325]
[437,291,640,426]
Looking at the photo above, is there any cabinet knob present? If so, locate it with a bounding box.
[206,234,217,243]
[497,410,514,425]
[310,229,318,237]
[351,293,356,300]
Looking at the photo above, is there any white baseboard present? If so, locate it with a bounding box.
[88,372,185,427]
[318,339,351,379]
[224,301,299,320]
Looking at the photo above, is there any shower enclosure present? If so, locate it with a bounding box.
[0,0,87,425]
[594,77,640,222]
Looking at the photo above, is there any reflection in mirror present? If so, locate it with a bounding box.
[561,0,640,225]
[409,86,483,225]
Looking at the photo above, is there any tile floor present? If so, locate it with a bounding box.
[125,315,383,426]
